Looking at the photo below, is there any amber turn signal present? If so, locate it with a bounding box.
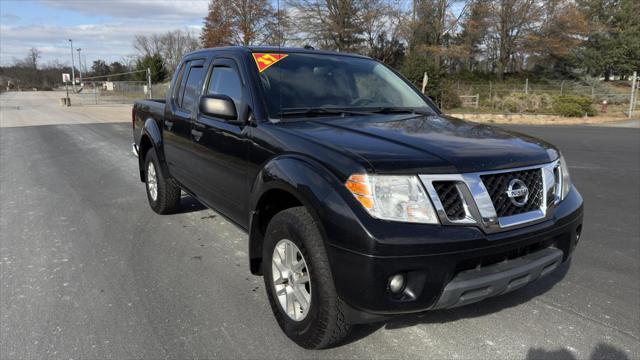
[345,174,374,210]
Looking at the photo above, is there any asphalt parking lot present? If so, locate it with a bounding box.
[1,92,639,359]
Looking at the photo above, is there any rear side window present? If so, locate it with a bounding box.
[180,65,204,112]
[172,63,186,105]
[207,67,243,108]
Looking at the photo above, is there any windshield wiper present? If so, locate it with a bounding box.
[367,107,433,116]
[278,107,372,118]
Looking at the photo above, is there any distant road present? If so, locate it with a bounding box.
[0,90,130,128]
[1,91,638,359]
[589,119,640,127]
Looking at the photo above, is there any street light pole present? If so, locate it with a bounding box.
[76,48,83,85]
[68,39,76,91]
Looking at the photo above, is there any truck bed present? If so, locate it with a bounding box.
[134,99,165,120]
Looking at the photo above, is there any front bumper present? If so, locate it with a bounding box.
[326,187,583,317]
[432,247,562,309]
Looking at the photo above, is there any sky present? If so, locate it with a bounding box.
[0,0,209,67]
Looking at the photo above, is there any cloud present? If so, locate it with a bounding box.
[0,22,202,66]
[40,0,208,20]
[0,1,208,66]
[1,13,21,23]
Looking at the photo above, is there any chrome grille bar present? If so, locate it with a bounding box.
[419,160,561,233]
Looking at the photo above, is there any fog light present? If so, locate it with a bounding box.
[388,274,406,294]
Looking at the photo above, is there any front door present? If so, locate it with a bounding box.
[190,57,250,225]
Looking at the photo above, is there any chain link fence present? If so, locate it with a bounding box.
[70,81,148,105]
[62,69,155,106]
[443,77,638,118]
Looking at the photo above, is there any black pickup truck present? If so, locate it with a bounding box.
[132,46,583,349]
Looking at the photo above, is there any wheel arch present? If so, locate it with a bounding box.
[138,134,153,181]
[138,118,170,182]
[247,155,350,275]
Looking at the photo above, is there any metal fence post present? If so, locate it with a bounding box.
[94,81,98,105]
[147,68,152,99]
[629,71,637,119]
[421,72,428,94]
[489,81,492,109]
[560,81,565,96]
[525,78,529,95]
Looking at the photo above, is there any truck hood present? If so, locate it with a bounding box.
[278,114,558,174]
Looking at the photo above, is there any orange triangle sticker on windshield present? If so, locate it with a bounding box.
[252,53,288,72]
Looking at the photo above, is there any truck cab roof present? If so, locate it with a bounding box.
[185,45,372,60]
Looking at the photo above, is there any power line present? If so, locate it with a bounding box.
[81,69,147,81]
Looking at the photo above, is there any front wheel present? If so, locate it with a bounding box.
[263,207,351,349]
[144,149,181,214]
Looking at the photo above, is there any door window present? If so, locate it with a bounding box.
[172,62,186,106]
[180,65,204,112]
[206,67,243,108]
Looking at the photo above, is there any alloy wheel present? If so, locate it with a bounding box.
[147,162,158,201]
[272,239,312,321]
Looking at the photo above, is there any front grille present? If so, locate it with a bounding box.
[549,166,561,204]
[481,169,543,217]
[433,181,466,220]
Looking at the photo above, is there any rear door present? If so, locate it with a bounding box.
[190,57,251,225]
[163,58,205,190]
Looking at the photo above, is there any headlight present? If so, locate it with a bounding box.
[345,174,439,224]
[559,154,572,200]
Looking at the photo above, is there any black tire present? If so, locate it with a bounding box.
[262,207,351,349]
[144,149,181,214]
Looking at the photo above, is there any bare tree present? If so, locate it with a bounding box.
[230,0,274,45]
[160,29,200,72]
[26,47,41,69]
[133,34,162,57]
[410,1,470,46]
[263,8,294,46]
[456,0,492,71]
[401,0,473,73]
[489,0,542,78]
[360,0,405,51]
[121,55,138,72]
[286,0,367,51]
[201,0,276,47]
[134,29,200,75]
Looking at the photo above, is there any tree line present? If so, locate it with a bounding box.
[200,0,638,81]
[2,0,637,91]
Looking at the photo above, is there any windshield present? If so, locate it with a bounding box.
[256,53,436,119]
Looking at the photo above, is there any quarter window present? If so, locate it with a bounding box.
[172,63,186,106]
[181,65,204,112]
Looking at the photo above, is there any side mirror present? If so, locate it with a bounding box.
[199,94,238,121]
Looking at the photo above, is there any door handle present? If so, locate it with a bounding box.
[165,120,174,130]
[191,129,203,141]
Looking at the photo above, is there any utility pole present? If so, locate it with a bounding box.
[76,48,83,85]
[68,39,76,91]
[147,67,152,99]
[629,71,637,119]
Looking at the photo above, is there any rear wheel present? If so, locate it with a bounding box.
[263,207,351,349]
[144,149,181,214]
